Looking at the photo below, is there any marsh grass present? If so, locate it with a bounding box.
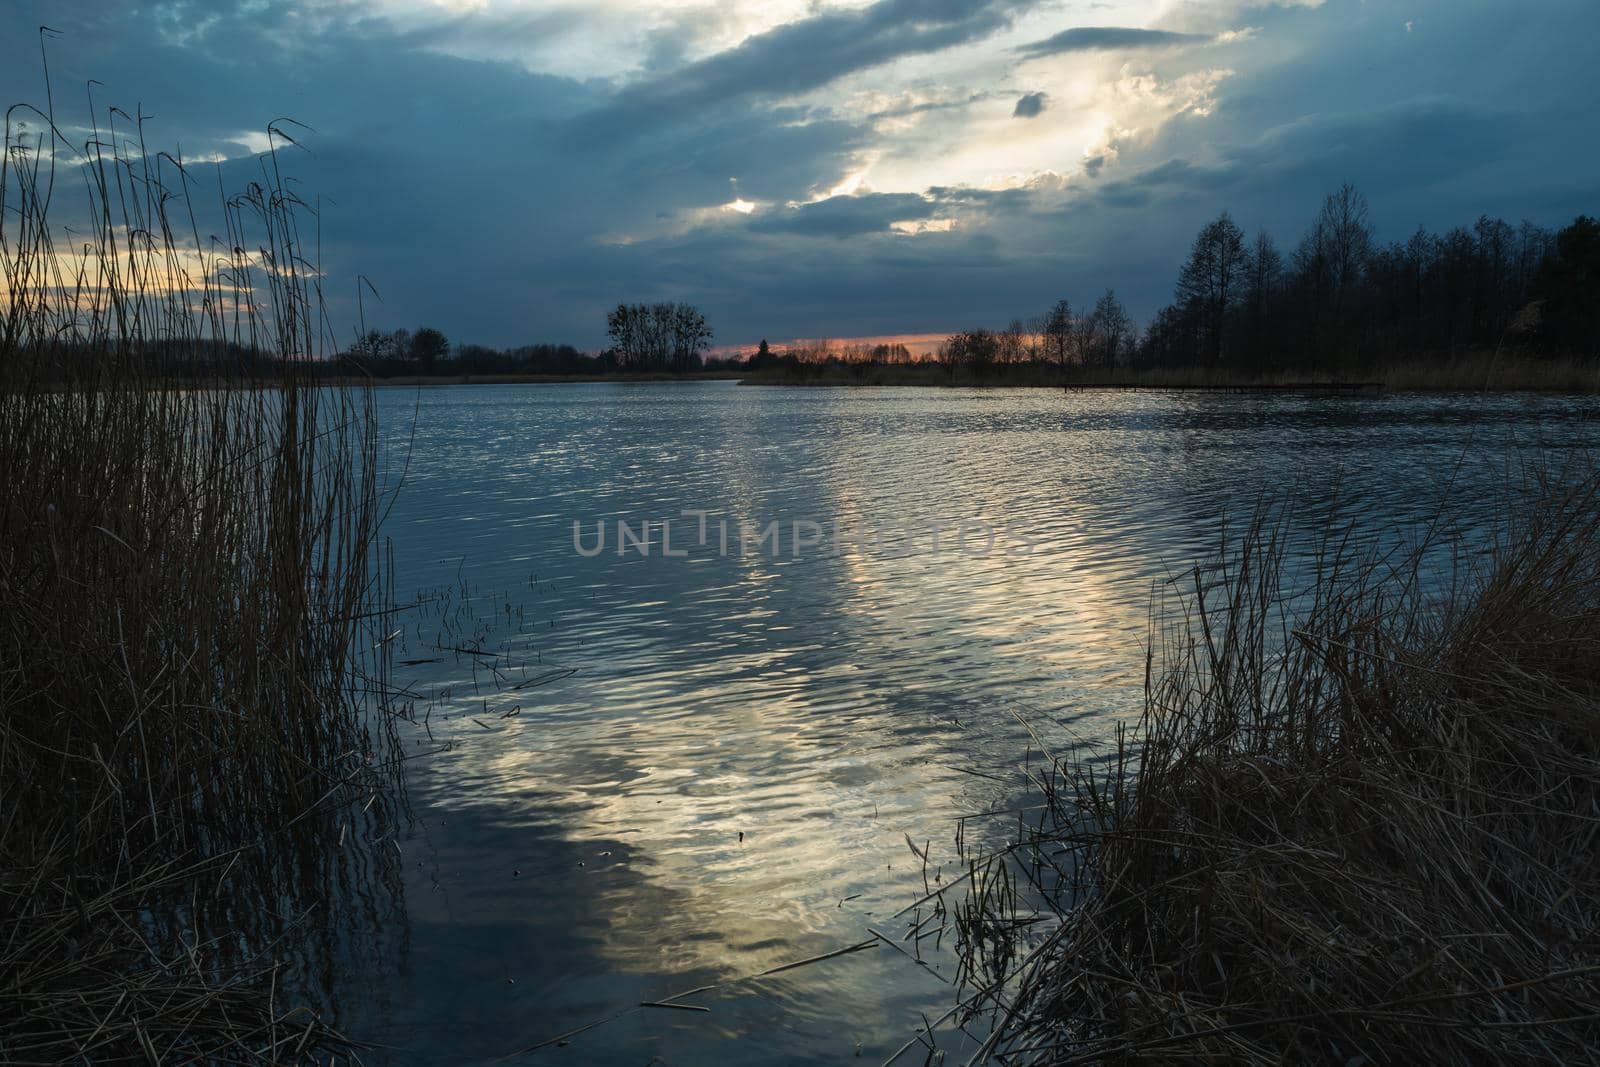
[1,48,404,1061]
[945,471,1600,1063]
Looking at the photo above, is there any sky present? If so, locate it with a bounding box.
[3,0,1598,351]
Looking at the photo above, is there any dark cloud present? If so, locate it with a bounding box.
[751,193,939,238]
[866,90,993,123]
[924,185,1033,209]
[604,0,1034,120]
[2,0,1597,348]
[385,7,601,67]
[1220,97,1512,186]
[1012,91,1047,118]
[1015,26,1208,58]
[1096,158,1240,207]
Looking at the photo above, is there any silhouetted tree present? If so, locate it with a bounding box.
[349,329,398,362]
[1043,298,1074,372]
[1176,211,1247,361]
[1128,191,1585,371]
[942,330,999,376]
[1242,229,1282,365]
[408,326,449,370]
[1367,226,1435,355]
[1536,215,1600,358]
[668,303,713,371]
[1073,299,1102,370]
[1292,183,1373,363]
[606,302,713,370]
[1085,290,1131,369]
[999,319,1028,363]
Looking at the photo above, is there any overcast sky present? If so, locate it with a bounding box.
[4,0,1597,350]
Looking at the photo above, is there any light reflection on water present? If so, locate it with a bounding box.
[337,383,1600,1064]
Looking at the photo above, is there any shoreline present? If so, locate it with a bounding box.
[735,376,1389,392]
[306,375,1596,394]
[297,353,1600,393]
[326,371,745,386]
[736,352,1600,392]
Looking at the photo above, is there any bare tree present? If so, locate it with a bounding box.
[1176,211,1247,360]
[1043,298,1074,371]
[1243,230,1283,361]
[349,329,400,362]
[1074,300,1100,370]
[606,304,643,367]
[1316,183,1373,300]
[1292,183,1373,358]
[942,329,999,376]
[606,302,713,370]
[1087,289,1131,369]
[999,319,1028,364]
[669,304,713,371]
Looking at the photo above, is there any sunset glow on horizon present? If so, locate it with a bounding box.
[710,332,953,360]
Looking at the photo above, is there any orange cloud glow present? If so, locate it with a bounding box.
[710,332,951,360]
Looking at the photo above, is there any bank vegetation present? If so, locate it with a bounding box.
[951,471,1600,1063]
[1,52,404,1061]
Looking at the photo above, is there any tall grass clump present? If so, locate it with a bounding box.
[955,473,1600,1063]
[1,53,403,1061]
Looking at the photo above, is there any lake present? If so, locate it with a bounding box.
[329,383,1600,1064]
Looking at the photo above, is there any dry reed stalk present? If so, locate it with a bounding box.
[2,40,404,1062]
[952,471,1600,1064]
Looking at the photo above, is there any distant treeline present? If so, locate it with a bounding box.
[340,325,614,377]
[916,184,1598,378]
[328,303,739,378]
[747,184,1598,382]
[115,183,1592,385]
[1141,185,1597,372]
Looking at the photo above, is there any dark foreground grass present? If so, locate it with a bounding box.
[1,57,403,1061]
[951,473,1600,1064]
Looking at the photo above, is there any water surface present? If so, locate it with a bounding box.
[335,383,1600,1064]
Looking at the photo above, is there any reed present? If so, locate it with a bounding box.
[953,470,1600,1063]
[1,49,403,1061]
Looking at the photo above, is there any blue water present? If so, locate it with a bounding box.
[330,383,1600,1064]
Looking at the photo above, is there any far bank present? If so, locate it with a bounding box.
[282,351,1600,392]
